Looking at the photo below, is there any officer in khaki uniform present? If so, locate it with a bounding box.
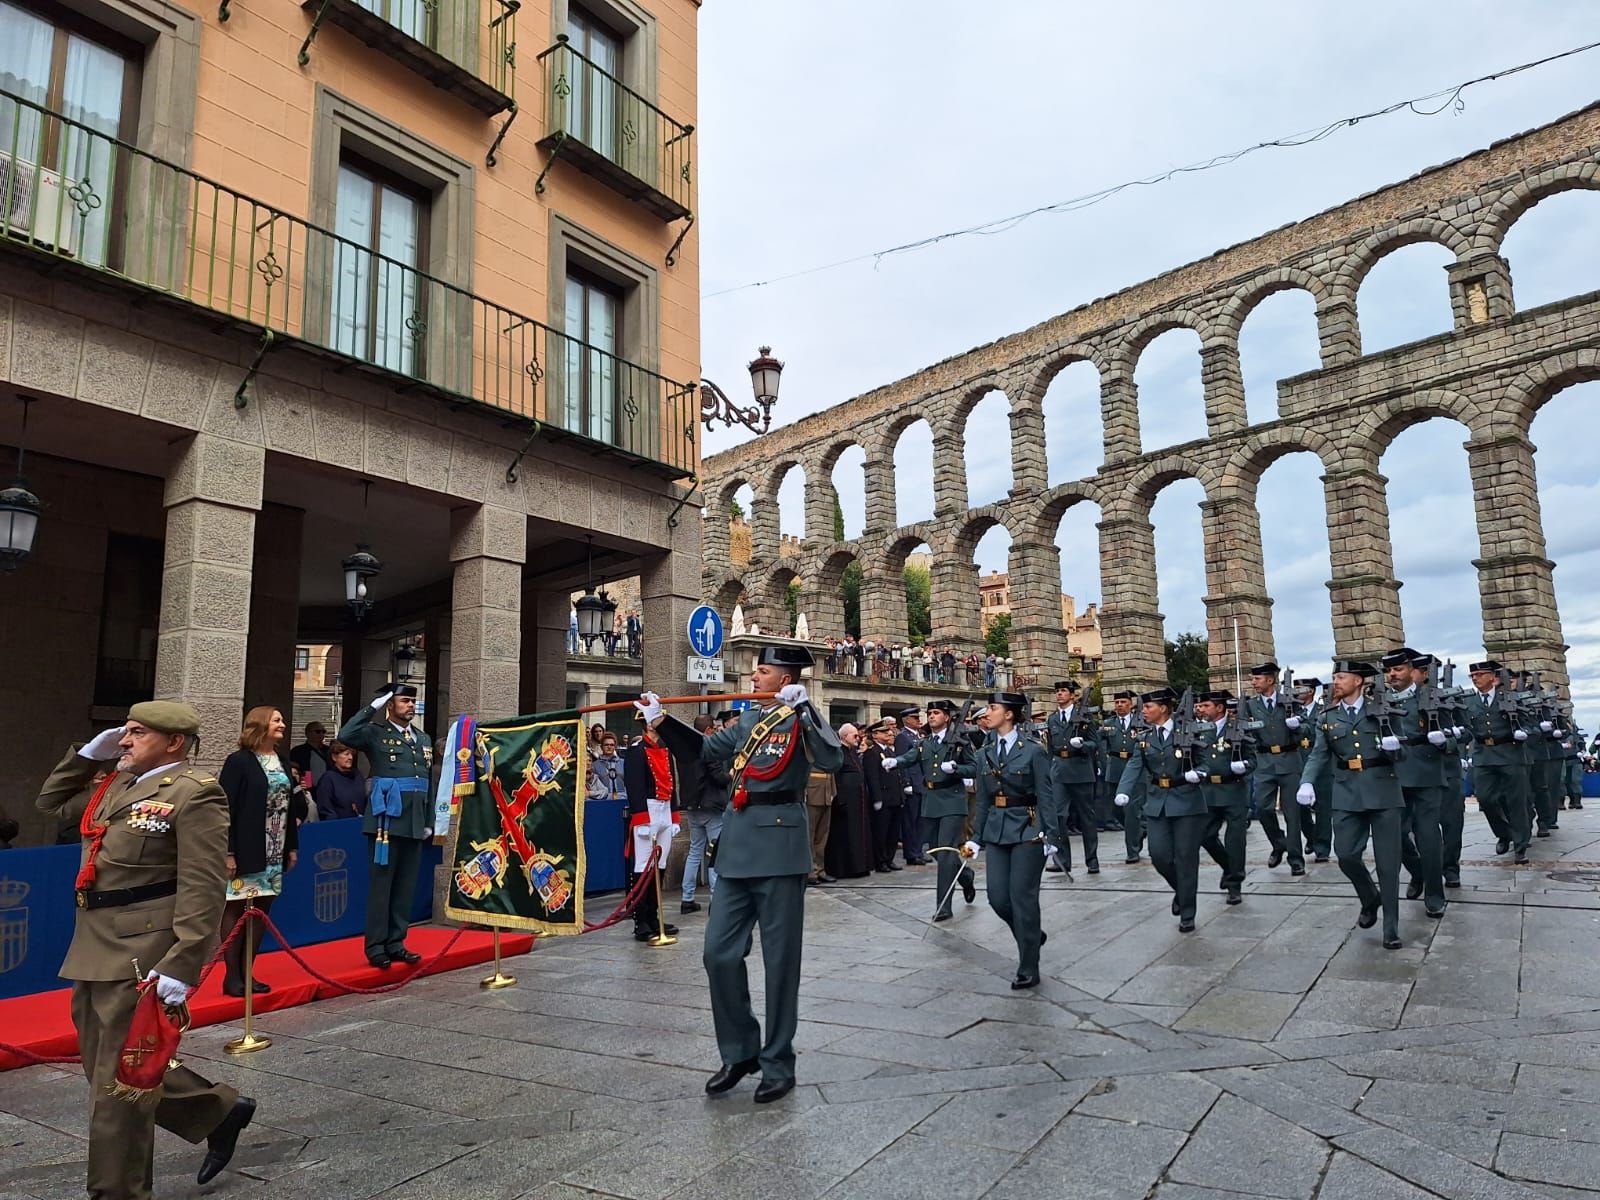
[36,701,256,1199]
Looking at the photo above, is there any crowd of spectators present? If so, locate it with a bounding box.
[567,607,644,658]
[818,637,1017,688]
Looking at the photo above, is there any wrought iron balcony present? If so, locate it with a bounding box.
[536,37,693,222]
[297,0,519,119]
[0,89,697,480]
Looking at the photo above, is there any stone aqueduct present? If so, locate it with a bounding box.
[699,103,1600,694]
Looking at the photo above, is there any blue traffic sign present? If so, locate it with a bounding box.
[688,605,724,658]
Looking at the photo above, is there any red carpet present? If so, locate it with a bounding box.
[0,927,535,1071]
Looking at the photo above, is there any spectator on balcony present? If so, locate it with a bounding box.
[626,610,642,658]
[940,648,957,685]
[567,607,580,654]
[985,653,998,687]
[314,741,366,821]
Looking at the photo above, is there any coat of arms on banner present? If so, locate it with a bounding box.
[312,848,349,923]
[0,880,27,975]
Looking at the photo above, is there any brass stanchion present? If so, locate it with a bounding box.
[648,863,677,948]
[479,928,518,990]
[225,900,271,1055]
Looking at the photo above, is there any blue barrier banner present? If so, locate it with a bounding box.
[582,797,628,893]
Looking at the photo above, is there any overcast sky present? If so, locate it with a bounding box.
[698,2,1600,731]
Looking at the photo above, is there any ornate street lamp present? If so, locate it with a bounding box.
[574,535,617,649]
[342,479,382,621]
[0,397,41,573]
[700,345,784,435]
[394,641,419,683]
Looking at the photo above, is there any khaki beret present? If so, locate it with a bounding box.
[128,700,202,737]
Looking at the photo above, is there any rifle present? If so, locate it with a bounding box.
[1366,669,1402,754]
[1172,687,1200,754]
[1416,659,1444,734]
[957,697,988,752]
[1277,665,1301,718]
[1495,667,1521,722]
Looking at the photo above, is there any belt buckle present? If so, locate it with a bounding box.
[1158,779,1171,789]
[1119,751,1130,759]
[75,890,88,909]
[1269,745,1282,753]
[994,797,1007,808]
[1058,750,1070,758]
[1347,758,1364,771]
[1209,775,1222,784]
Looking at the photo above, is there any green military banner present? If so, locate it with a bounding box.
[443,710,587,935]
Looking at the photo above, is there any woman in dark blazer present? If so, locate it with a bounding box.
[218,707,300,996]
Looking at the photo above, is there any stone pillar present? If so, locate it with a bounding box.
[521,587,572,714]
[807,563,847,641]
[863,455,896,534]
[749,486,780,564]
[929,556,981,651]
[1101,369,1141,466]
[860,566,903,642]
[448,504,525,721]
[156,434,264,769]
[804,463,833,543]
[1200,341,1247,438]
[243,503,303,714]
[1199,496,1274,684]
[1466,433,1567,686]
[1448,252,1515,328]
[1007,538,1072,685]
[702,486,733,572]
[1097,514,1166,692]
[1316,295,1360,366]
[1321,467,1403,660]
[640,519,703,697]
[932,430,968,518]
[1009,399,1047,497]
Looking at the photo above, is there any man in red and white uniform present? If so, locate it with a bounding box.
[622,720,683,942]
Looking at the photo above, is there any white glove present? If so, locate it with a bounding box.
[872,800,883,811]
[79,726,127,761]
[960,840,980,858]
[422,828,433,841]
[646,799,672,841]
[370,691,394,711]
[634,691,663,724]
[1184,769,1201,784]
[903,786,913,795]
[1285,716,1302,730]
[1069,737,1084,750]
[145,970,191,1006]
[1114,793,1131,807]
[1513,729,1529,742]
[777,683,808,707]
[1380,735,1401,752]
[940,761,958,774]
[1540,720,1554,732]
[1229,760,1248,776]
[1043,843,1060,857]
[668,823,681,840]
[1427,730,1448,747]
[1451,726,1465,738]
[1295,783,1316,806]
[881,756,899,770]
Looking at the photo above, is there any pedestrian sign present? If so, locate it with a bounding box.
[688,605,724,658]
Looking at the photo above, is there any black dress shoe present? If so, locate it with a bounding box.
[1178,918,1195,933]
[1086,861,1100,875]
[252,980,271,994]
[1291,866,1306,877]
[1406,879,1424,900]
[1126,854,1141,864]
[961,874,976,904]
[680,900,701,914]
[1226,888,1242,906]
[1514,851,1529,865]
[874,866,891,874]
[1383,937,1403,950]
[1537,828,1552,838]
[1268,847,1285,868]
[933,911,952,922]
[1496,838,1510,855]
[1357,906,1378,929]
[366,955,392,970]
[1444,877,1461,888]
[222,981,245,998]
[390,948,421,964]
[196,1096,255,1184]
[1010,974,1040,990]
[1045,860,1064,873]
[1040,930,1048,946]
[1314,854,1330,863]
[820,874,837,883]
[754,1077,796,1104]
[886,862,902,871]
[705,1057,760,1094]
[1425,905,1445,919]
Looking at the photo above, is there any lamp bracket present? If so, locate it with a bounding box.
[665,472,698,530]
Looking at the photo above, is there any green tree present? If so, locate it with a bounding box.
[984,612,1011,657]
[729,495,744,520]
[831,486,846,542]
[842,561,862,636]
[785,579,801,632]
[1164,632,1210,694]
[904,562,932,644]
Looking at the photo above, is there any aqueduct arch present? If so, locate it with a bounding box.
[701,103,1600,692]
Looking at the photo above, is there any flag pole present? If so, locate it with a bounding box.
[577,692,775,715]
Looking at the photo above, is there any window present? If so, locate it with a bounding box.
[355,0,431,44]
[0,0,138,266]
[561,268,621,443]
[566,5,622,160]
[330,157,428,377]
[94,533,161,708]
[295,646,311,672]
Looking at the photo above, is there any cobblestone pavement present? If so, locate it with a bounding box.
[4,806,1599,1199]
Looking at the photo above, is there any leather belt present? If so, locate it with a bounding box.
[1155,778,1174,789]
[1207,774,1244,785]
[76,879,178,910]
[1056,750,1074,758]
[992,796,1031,808]
[1336,758,1367,772]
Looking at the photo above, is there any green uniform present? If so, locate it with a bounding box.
[1296,699,1334,859]
[1120,721,1209,922]
[1388,684,1448,912]
[972,731,1057,979]
[914,725,976,918]
[1461,687,1532,855]
[1244,693,1305,870]
[1529,701,1566,834]
[1101,711,1146,858]
[1302,698,1406,942]
[336,703,433,961]
[1043,705,1100,871]
[658,703,841,1085]
[1563,731,1585,808]
[1195,718,1257,891]
[1438,694,1466,884]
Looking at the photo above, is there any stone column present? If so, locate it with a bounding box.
[929,556,981,651]
[1466,432,1567,686]
[1097,514,1166,692]
[1316,295,1360,366]
[1100,369,1141,466]
[702,487,733,573]
[1321,467,1403,660]
[521,587,572,714]
[1200,341,1247,438]
[807,563,847,641]
[1007,538,1071,685]
[156,434,263,769]
[640,515,703,697]
[859,566,903,642]
[1199,496,1274,684]
[449,504,525,721]
[863,455,896,534]
[1448,252,1515,328]
[1009,399,1048,497]
[749,487,780,564]
[932,430,968,518]
[804,463,834,543]
[243,503,303,714]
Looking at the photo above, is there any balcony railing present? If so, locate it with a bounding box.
[0,89,697,479]
[536,37,693,222]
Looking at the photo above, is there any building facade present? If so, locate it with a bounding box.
[0,0,704,846]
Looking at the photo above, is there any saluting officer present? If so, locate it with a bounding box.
[337,682,433,969]
[915,699,977,921]
[1297,660,1407,949]
[961,691,1056,989]
[1243,663,1304,874]
[1192,689,1256,906]
[1293,677,1333,862]
[644,645,842,1104]
[1101,691,1145,863]
[36,702,257,1198]
[1116,688,1208,932]
[1461,660,1533,865]
[1382,649,1449,919]
[1043,680,1100,876]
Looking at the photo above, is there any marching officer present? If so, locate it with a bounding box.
[1298,660,1406,949]
[915,699,977,921]
[1193,689,1255,906]
[1243,663,1304,874]
[1293,677,1333,861]
[1043,680,1100,876]
[337,682,433,969]
[36,702,257,1198]
[1101,691,1145,862]
[1461,660,1533,865]
[1434,675,1467,888]
[961,691,1056,989]
[1563,726,1586,811]
[894,707,930,864]
[1382,649,1449,918]
[1116,688,1208,932]
[643,645,842,1104]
